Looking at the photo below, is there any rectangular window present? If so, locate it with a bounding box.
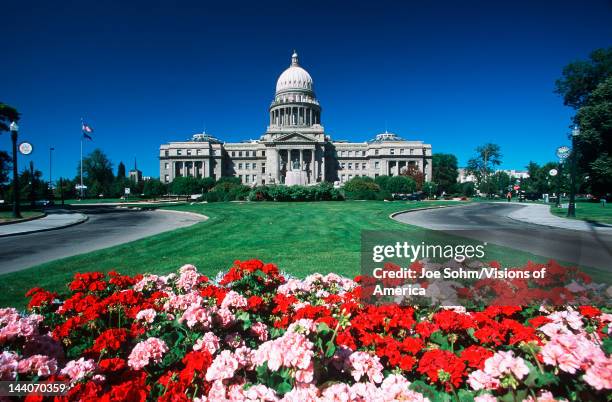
[341,174,346,182]
[348,163,352,169]
[232,151,236,157]
[400,149,404,155]
[238,163,243,170]
[245,163,250,170]
[164,163,169,169]
[375,149,379,155]
[375,161,380,168]
[245,175,250,183]
[362,150,366,156]
[355,163,359,170]
[239,175,243,182]
[187,149,192,155]
[410,149,414,155]
[390,149,395,155]
[262,163,266,173]
[164,150,169,157]
[253,163,257,169]
[239,151,243,157]
[348,174,353,180]
[362,163,366,170]
[262,150,266,157]
[341,163,346,169]
[177,150,182,156]
[253,175,257,182]
[164,174,169,182]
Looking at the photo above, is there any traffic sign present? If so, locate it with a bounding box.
[556,146,571,160]
[18,142,33,155]
[124,188,131,195]
[75,184,88,190]
[549,169,558,176]
[513,185,520,190]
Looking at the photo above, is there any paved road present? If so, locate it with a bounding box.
[393,203,612,271]
[0,208,206,274]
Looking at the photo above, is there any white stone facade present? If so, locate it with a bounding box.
[160,52,432,185]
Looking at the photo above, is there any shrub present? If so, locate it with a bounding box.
[385,176,416,194]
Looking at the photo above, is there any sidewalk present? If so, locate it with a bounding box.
[0,210,88,237]
[507,202,612,233]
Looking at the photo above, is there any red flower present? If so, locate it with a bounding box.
[461,345,493,369]
[91,329,128,354]
[417,349,466,390]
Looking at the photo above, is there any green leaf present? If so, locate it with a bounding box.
[429,331,451,350]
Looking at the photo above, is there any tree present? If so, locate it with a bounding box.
[466,143,502,195]
[432,153,459,194]
[385,176,416,194]
[78,149,114,197]
[488,171,511,196]
[0,151,10,184]
[170,176,203,195]
[117,162,126,178]
[401,165,424,191]
[0,103,20,185]
[555,47,612,109]
[574,77,612,194]
[422,182,438,199]
[0,103,20,132]
[143,179,167,198]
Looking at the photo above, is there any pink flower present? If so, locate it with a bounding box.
[474,395,497,402]
[583,357,612,390]
[0,351,19,380]
[250,322,269,341]
[127,337,168,370]
[205,350,239,382]
[177,265,200,292]
[135,308,157,324]
[280,384,319,402]
[17,354,57,377]
[483,351,529,380]
[467,370,500,391]
[221,290,248,310]
[193,332,220,355]
[345,351,384,384]
[179,304,212,329]
[215,308,235,327]
[60,358,96,382]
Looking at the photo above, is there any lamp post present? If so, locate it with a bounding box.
[49,147,55,192]
[9,122,21,219]
[567,125,580,217]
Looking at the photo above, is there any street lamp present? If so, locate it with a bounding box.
[567,125,580,217]
[9,121,21,219]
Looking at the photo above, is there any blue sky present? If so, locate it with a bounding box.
[1,0,611,180]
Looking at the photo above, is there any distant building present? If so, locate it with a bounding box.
[457,168,529,184]
[159,52,433,186]
[129,159,143,183]
[457,168,477,183]
[495,169,529,180]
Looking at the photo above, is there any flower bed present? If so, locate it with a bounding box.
[0,259,610,401]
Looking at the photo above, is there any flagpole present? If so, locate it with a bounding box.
[80,135,83,199]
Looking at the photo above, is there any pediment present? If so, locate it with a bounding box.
[274,132,317,143]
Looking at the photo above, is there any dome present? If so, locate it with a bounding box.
[275,51,313,93]
[368,132,406,143]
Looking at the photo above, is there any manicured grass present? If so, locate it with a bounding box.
[0,200,605,309]
[550,202,612,224]
[0,210,44,223]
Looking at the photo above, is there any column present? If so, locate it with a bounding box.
[299,149,303,170]
[309,109,313,126]
[310,148,315,183]
[321,148,326,181]
[287,149,292,171]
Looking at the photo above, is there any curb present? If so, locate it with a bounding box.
[0,214,89,238]
[389,203,468,221]
[155,208,209,221]
[0,212,47,226]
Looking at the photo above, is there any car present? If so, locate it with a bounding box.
[35,200,54,206]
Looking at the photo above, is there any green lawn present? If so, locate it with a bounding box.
[0,210,44,223]
[0,200,605,309]
[550,201,612,224]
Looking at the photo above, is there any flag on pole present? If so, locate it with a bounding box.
[81,122,94,140]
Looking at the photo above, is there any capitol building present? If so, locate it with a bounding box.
[159,52,432,186]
